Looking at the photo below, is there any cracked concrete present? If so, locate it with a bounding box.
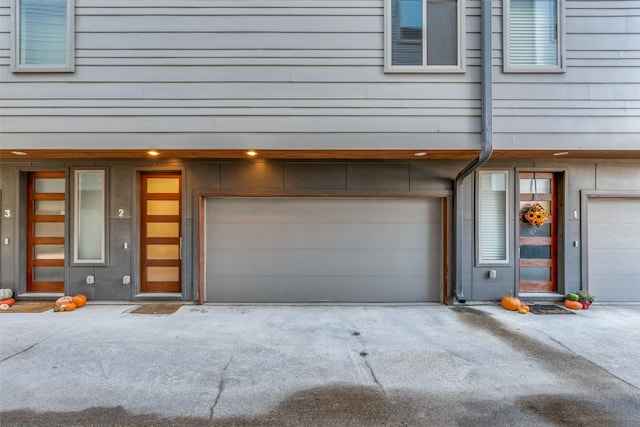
[210,356,233,420]
[1,304,639,426]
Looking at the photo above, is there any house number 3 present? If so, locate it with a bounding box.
[3,210,10,218]
[118,209,125,217]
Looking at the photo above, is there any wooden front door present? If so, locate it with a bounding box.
[518,172,557,293]
[140,172,182,293]
[27,172,66,293]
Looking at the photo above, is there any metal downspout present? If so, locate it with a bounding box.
[453,0,493,303]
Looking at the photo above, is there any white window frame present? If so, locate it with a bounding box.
[477,170,510,265]
[73,169,107,265]
[384,0,466,73]
[503,0,566,73]
[10,0,75,72]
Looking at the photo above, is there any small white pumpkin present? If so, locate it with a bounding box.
[0,288,13,299]
[0,303,10,311]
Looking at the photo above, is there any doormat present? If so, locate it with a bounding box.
[129,304,182,315]
[1,303,55,313]
[528,304,574,315]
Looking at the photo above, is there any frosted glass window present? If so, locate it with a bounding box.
[35,178,65,193]
[35,222,65,237]
[148,200,179,216]
[74,170,105,263]
[386,0,462,72]
[12,0,75,72]
[35,200,65,215]
[520,178,551,194]
[147,245,180,260]
[147,267,179,282]
[147,178,180,194]
[504,0,564,72]
[35,245,65,259]
[34,266,65,282]
[478,171,509,263]
[147,222,180,238]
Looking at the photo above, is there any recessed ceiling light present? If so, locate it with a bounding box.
[414,152,428,157]
[11,151,28,156]
[246,150,258,157]
[147,150,159,156]
[553,151,569,156]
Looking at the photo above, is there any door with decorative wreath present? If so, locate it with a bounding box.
[518,172,557,294]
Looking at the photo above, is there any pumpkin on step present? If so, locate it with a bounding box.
[0,288,13,299]
[501,290,522,311]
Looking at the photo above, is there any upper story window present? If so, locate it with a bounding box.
[503,0,565,72]
[11,0,75,72]
[385,0,465,73]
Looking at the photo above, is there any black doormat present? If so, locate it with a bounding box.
[528,304,574,315]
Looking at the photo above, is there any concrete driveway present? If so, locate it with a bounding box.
[1,304,639,426]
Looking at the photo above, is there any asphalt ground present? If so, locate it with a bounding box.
[1,303,639,426]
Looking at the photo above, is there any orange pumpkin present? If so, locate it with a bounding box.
[72,294,87,308]
[501,290,522,311]
[564,300,582,310]
[63,302,76,311]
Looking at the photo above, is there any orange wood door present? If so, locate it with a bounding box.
[518,172,557,293]
[26,172,66,293]
[140,172,182,293]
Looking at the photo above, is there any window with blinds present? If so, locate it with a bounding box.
[478,171,509,264]
[504,0,564,72]
[11,0,75,72]
[385,0,464,72]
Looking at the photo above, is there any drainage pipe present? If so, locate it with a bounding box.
[453,0,493,303]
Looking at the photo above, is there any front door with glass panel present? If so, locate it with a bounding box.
[140,172,182,293]
[518,172,557,293]
[27,172,66,293]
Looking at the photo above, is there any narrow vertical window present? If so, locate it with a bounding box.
[74,170,105,264]
[478,171,509,264]
[11,0,75,72]
[385,0,464,72]
[504,0,564,72]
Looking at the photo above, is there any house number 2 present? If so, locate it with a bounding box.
[118,209,125,217]
[3,210,10,218]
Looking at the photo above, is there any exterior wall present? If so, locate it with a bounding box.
[466,159,640,302]
[0,158,459,301]
[0,0,482,151]
[493,0,640,150]
[1,1,637,151]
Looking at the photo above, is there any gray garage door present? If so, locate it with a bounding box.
[587,198,640,302]
[205,197,443,302]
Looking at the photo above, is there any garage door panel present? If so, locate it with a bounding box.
[207,222,441,250]
[208,248,439,276]
[205,197,443,303]
[208,198,441,223]
[207,275,439,303]
[588,225,640,250]
[587,198,640,302]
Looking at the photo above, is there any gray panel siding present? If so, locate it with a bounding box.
[0,0,480,150]
[1,1,638,151]
[494,0,640,150]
